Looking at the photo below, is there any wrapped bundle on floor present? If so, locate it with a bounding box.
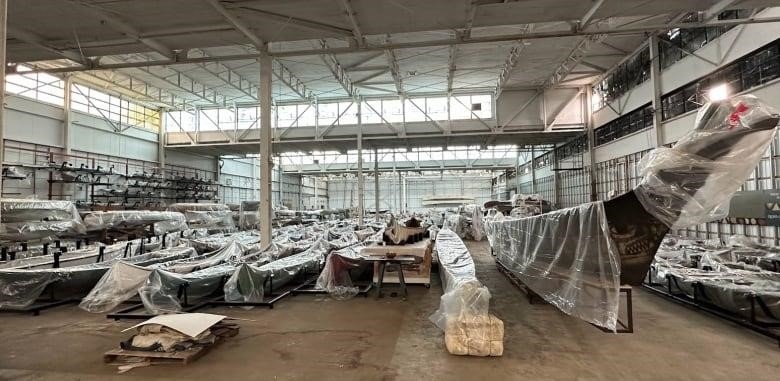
[430,228,503,356]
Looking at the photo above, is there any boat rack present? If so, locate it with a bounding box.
[496,260,634,333]
[106,267,319,321]
[643,268,780,347]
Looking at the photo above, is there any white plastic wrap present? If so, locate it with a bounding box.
[167,203,235,231]
[486,202,621,331]
[470,205,484,241]
[82,211,188,235]
[635,95,779,229]
[430,229,502,356]
[223,238,332,305]
[238,201,260,229]
[0,199,87,242]
[0,246,194,309]
[315,244,368,300]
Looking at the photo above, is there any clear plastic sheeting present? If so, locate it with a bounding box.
[188,231,261,253]
[167,203,235,231]
[0,199,87,242]
[238,201,260,229]
[651,240,780,320]
[486,202,621,331]
[136,241,265,313]
[0,247,195,309]
[635,95,780,229]
[82,211,188,235]
[223,239,332,305]
[430,229,502,356]
[470,205,484,241]
[315,244,367,300]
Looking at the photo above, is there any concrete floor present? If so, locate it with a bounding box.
[0,240,778,381]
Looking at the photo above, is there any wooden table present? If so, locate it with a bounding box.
[361,239,433,287]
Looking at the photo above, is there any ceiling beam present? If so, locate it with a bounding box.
[318,39,356,97]
[544,34,606,88]
[273,60,314,100]
[579,0,605,30]
[344,52,385,70]
[702,0,738,22]
[345,64,389,72]
[578,60,607,72]
[191,51,257,100]
[353,70,390,84]
[204,0,265,47]
[495,24,532,98]
[68,0,174,58]
[385,48,403,95]
[7,27,92,66]
[237,6,354,37]
[21,16,780,74]
[339,0,365,47]
[447,45,457,93]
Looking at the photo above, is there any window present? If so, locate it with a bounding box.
[71,84,160,131]
[594,104,653,146]
[6,68,65,106]
[661,39,780,121]
[382,99,403,123]
[361,100,383,124]
[404,98,426,122]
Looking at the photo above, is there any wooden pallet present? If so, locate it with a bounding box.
[104,325,238,366]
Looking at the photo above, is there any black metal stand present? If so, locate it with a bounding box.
[289,277,373,297]
[643,273,780,347]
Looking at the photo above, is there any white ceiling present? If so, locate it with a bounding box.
[6,0,778,107]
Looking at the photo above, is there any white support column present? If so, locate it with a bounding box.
[357,101,364,227]
[374,149,379,220]
[648,35,664,147]
[585,86,597,201]
[552,146,559,208]
[0,0,7,203]
[259,52,273,245]
[398,171,402,213]
[158,107,166,178]
[401,173,406,212]
[253,157,259,200]
[313,177,318,209]
[63,75,73,154]
[531,146,537,193]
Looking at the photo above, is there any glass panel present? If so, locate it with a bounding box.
[382,99,403,123]
[337,102,357,125]
[318,103,338,126]
[404,98,426,122]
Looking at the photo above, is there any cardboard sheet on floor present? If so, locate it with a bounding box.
[122,313,226,338]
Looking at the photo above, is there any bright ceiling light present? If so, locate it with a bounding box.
[708,83,729,102]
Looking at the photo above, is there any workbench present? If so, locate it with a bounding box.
[362,239,433,287]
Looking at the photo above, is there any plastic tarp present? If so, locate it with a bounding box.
[315,244,369,300]
[188,231,261,253]
[82,211,188,235]
[0,199,86,242]
[651,242,780,320]
[0,246,195,309]
[430,229,502,356]
[223,238,333,305]
[167,203,235,231]
[635,95,779,229]
[238,201,260,229]
[80,238,295,313]
[136,240,267,313]
[486,202,621,331]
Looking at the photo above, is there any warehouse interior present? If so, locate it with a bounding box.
[1,0,780,380]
